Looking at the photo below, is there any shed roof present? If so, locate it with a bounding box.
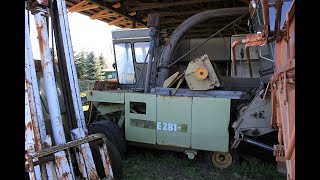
[65,0,250,38]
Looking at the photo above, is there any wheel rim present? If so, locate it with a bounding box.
[211,152,232,169]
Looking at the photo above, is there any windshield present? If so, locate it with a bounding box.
[114,43,136,84]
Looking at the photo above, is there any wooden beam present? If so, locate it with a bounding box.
[91,12,118,19]
[68,0,88,12]
[128,0,222,11]
[89,0,147,27]
[65,1,98,15]
[112,3,121,8]
[108,17,129,25]
[112,21,132,26]
[70,4,99,12]
[128,11,136,16]
[90,9,109,19]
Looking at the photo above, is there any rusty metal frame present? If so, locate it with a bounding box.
[269,1,295,179]
[25,2,58,179]
[25,133,114,179]
[26,0,115,179]
[230,1,294,179]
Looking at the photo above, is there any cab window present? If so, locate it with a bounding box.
[134,42,150,63]
[114,43,136,84]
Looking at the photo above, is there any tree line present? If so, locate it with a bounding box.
[74,50,107,80]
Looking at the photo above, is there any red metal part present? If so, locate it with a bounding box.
[261,0,270,35]
[270,1,295,179]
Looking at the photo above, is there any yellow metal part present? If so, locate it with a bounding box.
[211,151,232,169]
[185,54,221,90]
[195,66,208,80]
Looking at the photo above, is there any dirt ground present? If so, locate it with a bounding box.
[121,146,285,180]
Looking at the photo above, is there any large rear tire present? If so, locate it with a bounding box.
[88,120,126,180]
[89,120,126,158]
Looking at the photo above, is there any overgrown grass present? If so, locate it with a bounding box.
[122,147,285,180]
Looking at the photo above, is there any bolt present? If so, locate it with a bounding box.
[219,155,225,161]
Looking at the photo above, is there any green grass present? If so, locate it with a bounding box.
[233,157,285,180]
[122,147,286,180]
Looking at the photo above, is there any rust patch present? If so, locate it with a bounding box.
[55,154,63,168]
[25,121,34,140]
[43,141,50,148]
[35,0,49,7]
[42,61,50,71]
[25,79,31,85]
[36,18,46,56]
[245,33,267,47]
[89,168,99,180]
[76,148,87,178]
[62,172,69,180]
[93,81,118,91]
[77,155,85,177]
[102,144,111,176]
[80,146,99,179]
[26,121,33,132]
[41,0,48,6]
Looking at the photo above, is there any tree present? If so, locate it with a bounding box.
[74,50,87,80]
[97,53,106,80]
[86,51,100,80]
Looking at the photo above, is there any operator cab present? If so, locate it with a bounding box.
[112,28,150,91]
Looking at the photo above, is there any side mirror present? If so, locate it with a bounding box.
[112,63,116,69]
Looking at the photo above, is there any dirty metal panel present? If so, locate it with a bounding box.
[86,90,125,103]
[96,104,125,115]
[232,94,273,137]
[190,38,231,61]
[112,28,149,40]
[156,96,192,148]
[191,97,230,152]
[230,62,261,78]
[125,92,157,144]
[152,87,246,100]
[172,38,231,62]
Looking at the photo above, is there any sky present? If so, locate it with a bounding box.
[28,10,120,67]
